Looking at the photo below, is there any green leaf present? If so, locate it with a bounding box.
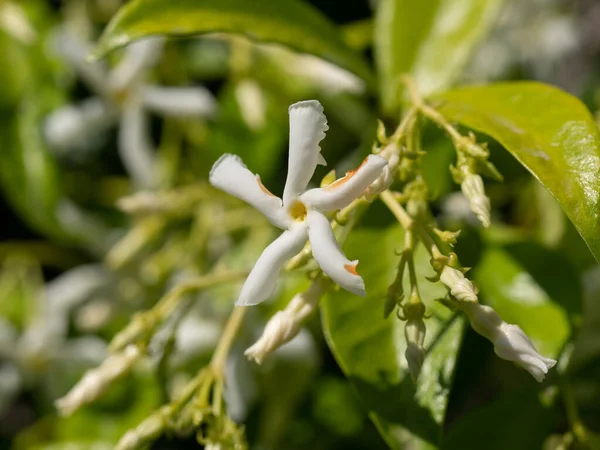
[95,0,373,83]
[442,389,558,450]
[435,82,600,262]
[375,0,503,114]
[322,226,465,449]
[473,243,580,358]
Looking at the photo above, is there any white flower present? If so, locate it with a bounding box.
[45,32,216,188]
[440,266,478,302]
[458,301,556,381]
[210,100,387,305]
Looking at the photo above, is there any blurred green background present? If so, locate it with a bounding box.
[1,0,600,449]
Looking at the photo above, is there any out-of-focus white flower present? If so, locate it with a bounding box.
[440,266,478,302]
[210,100,387,306]
[45,32,216,188]
[460,173,491,228]
[458,301,556,381]
[235,79,266,130]
[244,280,325,363]
[55,345,141,416]
[0,2,36,44]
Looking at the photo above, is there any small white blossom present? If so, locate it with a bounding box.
[45,32,216,188]
[440,266,478,302]
[461,173,491,228]
[245,281,324,363]
[210,100,387,306]
[55,345,141,416]
[458,301,556,381]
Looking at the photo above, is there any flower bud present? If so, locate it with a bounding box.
[458,302,556,381]
[404,318,426,382]
[55,345,141,416]
[461,173,491,227]
[439,266,478,302]
[115,411,166,450]
[245,281,325,364]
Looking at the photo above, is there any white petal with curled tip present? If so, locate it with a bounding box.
[282,100,328,206]
[108,37,165,91]
[306,210,365,296]
[209,154,289,229]
[140,86,216,117]
[119,102,157,189]
[237,224,308,306]
[301,155,388,211]
[45,98,116,148]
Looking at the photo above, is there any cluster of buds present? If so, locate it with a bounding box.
[450,132,502,228]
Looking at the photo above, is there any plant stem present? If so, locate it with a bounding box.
[210,306,247,376]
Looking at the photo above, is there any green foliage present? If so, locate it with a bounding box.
[375,0,503,114]
[322,226,466,449]
[435,82,600,262]
[94,0,373,83]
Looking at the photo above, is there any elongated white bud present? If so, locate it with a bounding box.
[55,345,141,416]
[461,173,491,227]
[458,302,556,381]
[115,412,166,450]
[245,281,325,364]
[404,318,426,382]
[440,266,478,302]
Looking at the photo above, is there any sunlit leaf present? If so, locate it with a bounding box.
[95,0,373,83]
[322,226,465,449]
[375,0,503,114]
[435,82,600,262]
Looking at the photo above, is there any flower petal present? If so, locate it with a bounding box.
[209,154,289,229]
[53,31,109,95]
[237,224,308,306]
[282,100,328,206]
[300,155,388,211]
[119,102,157,189]
[306,210,365,296]
[140,85,216,117]
[45,98,116,149]
[108,37,165,91]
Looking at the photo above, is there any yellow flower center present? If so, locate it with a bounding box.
[288,200,307,221]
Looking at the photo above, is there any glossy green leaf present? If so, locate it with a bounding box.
[442,389,558,449]
[473,243,580,358]
[95,0,373,83]
[435,82,600,262]
[322,226,465,449]
[375,0,503,114]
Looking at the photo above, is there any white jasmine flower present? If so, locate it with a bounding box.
[458,301,556,381]
[461,173,491,228]
[45,32,216,188]
[440,266,478,302]
[210,100,387,305]
[364,149,399,200]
